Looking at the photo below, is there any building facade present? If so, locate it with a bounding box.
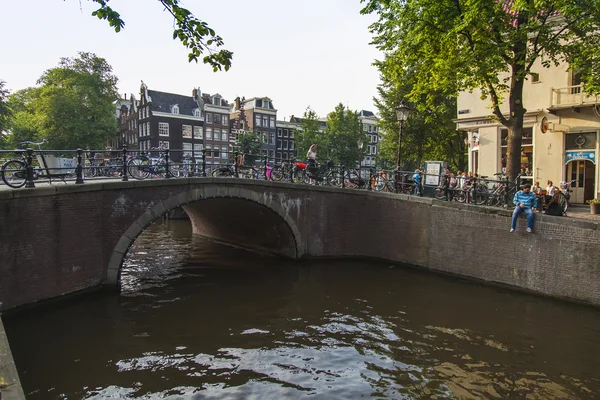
[456,61,600,203]
[275,120,297,162]
[358,110,380,169]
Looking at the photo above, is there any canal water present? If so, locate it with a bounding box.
[5,220,600,399]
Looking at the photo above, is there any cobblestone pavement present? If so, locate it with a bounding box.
[566,204,600,222]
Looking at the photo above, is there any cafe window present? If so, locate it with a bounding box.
[501,127,534,176]
[566,132,596,150]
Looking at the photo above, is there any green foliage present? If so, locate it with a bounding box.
[0,80,11,148]
[90,0,233,71]
[362,0,600,179]
[235,131,262,164]
[295,107,328,160]
[325,104,367,168]
[5,52,118,150]
[373,67,466,171]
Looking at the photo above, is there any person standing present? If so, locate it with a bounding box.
[412,169,423,196]
[510,184,538,233]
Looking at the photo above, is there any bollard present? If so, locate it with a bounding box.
[471,178,477,204]
[75,148,84,184]
[164,149,171,179]
[263,156,268,180]
[25,148,35,188]
[202,149,206,177]
[121,146,129,182]
[234,152,239,178]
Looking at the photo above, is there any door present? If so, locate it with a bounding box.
[567,160,596,203]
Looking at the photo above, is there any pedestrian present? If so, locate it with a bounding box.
[510,184,538,233]
[412,169,422,196]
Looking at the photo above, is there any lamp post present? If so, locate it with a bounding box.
[395,100,411,170]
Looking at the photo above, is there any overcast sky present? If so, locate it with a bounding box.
[1,0,382,120]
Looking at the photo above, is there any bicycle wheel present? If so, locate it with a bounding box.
[326,169,344,187]
[1,160,27,188]
[168,165,180,178]
[344,169,362,189]
[433,187,446,200]
[454,189,466,203]
[291,168,305,184]
[474,187,489,205]
[212,167,233,178]
[270,165,285,181]
[128,159,150,180]
[557,192,569,215]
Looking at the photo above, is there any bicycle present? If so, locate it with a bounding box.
[128,149,179,180]
[1,140,73,188]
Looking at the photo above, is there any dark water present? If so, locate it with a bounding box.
[5,220,600,399]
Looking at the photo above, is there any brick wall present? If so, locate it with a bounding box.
[0,179,599,311]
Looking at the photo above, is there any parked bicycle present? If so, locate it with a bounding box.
[127,149,180,179]
[1,140,74,188]
[292,159,343,186]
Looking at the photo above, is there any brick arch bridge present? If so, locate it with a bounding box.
[1,178,600,311]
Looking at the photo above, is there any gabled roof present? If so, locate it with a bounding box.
[147,90,199,115]
[359,110,376,118]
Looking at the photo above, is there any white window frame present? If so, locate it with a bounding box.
[158,122,169,136]
[182,124,192,138]
[222,129,228,141]
[172,105,179,114]
[159,140,170,150]
[206,127,213,140]
[193,126,203,139]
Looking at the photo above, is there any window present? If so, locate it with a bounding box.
[270,117,275,128]
[159,140,169,150]
[205,145,212,157]
[172,105,179,114]
[283,129,288,138]
[194,109,202,117]
[269,149,275,159]
[214,114,222,124]
[262,149,268,156]
[290,141,294,150]
[159,122,169,136]
[193,143,203,153]
[255,115,261,127]
[283,153,288,160]
[182,125,192,138]
[146,122,150,136]
[276,152,282,160]
[277,139,282,150]
[215,128,221,142]
[368,125,372,132]
[206,127,213,140]
[206,113,213,123]
[213,146,220,159]
[269,132,275,145]
[263,116,268,128]
[283,140,288,150]
[183,142,192,157]
[193,126,203,139]
[529,72,540,83]
[289,131,294,139]
[261,132,268,143]
[277,128,282,137]
[222,115,229,125]
[501,127,534,176]
[222,129,228,141]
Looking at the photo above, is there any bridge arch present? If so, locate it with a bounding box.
[106,185,303,285]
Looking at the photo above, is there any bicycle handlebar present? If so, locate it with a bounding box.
[19,139,47,146]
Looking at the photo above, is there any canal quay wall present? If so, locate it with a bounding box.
[0,178,599,312]
[0,316,25,399]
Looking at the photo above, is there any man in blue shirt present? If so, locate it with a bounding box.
[511,184,538,233]
[412,169,422,196]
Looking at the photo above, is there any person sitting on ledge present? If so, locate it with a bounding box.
[511,184,538,233]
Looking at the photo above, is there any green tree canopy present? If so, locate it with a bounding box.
[0,80,10,148]
[374,65,466,171]
[295,107,328,160]
[6,52,119,150]
[325,104,367,168]
[90,0,232,71]
[362,0,600,179]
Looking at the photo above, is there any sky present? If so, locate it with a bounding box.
[0,0,383,120]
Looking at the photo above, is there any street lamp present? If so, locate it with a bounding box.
[395,100,412,170]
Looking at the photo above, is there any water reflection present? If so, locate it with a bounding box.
[5,220,600,399]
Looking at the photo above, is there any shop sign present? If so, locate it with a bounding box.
[565,150,596,164]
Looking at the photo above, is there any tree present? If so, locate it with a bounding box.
[373,65,467,171]
[362,0,600,180]
[7,52,118,150]
[0,80,11,148]
[325,104,367,168]
[89,0,232,71]
[294,107,329,160]
[235,131,262,164]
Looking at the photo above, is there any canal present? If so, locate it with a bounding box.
[4,220,600,399]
